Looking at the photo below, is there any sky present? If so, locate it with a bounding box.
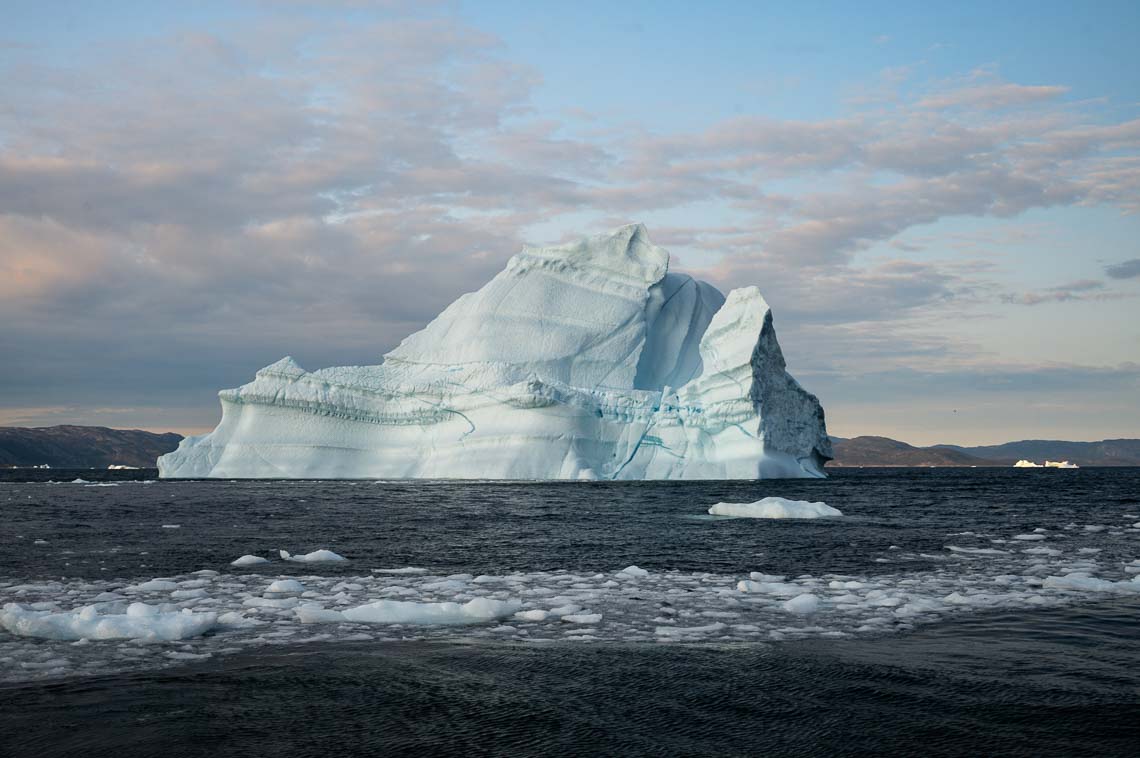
[1,0,1138,446]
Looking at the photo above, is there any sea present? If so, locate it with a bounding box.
[1,467,1138,757]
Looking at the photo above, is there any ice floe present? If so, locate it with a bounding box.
[297,597,520,626]
[280,549,347,563]
[231,555,270,567]
[708,497,842,519]
[0,603,217,642]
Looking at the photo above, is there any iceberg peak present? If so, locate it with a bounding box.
[160,225,831,480]
[511,222,667,286]
[257,356,307,378]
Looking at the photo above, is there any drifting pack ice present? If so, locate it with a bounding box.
[159,224,831,479]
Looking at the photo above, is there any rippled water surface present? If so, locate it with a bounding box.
[2,468,1139,756]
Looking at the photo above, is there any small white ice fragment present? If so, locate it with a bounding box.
[782,594,820,614]
[562,613,602,624]
[128,579,181,592]
[231,555,270,567]
[266,579,305,594]
[514,609,549,622]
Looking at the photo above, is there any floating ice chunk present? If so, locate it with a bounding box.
[737,579,803,596]
[1022,547,1062,556]
[231,555,270,567]
[708,497,842,519]
[1012,534,1046,541]
[617,565,649,578]
[1043,574,1140,593]
[298,597,520,626]
[945,546,1009,556]
[750,572,787,582]
[0,603,217,641]
[548,604,583,616]
[562,613,602,624]
[782,594,820,614]
[280,549,347,563]
[514,609,549,622]
[421,579,468,592]
[171,588,208,599]
[265,579,305,594]
[828,580,865,590]
[33,539,48,545]
[161,524,181,529]
[294,605,346,623]
[242,597,299,609]
[371,567,428,575]
[127,579,181,592]
[655,622,726,636]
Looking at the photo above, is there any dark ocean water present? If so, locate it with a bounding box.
[1,468,1139,756]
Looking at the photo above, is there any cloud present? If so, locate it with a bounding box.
[1105,258,1140,279]
[1000,279,1131,306]
[916,83,1069,110]
[1,7,1138,436]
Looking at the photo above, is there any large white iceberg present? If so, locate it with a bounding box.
[159,224,831,480]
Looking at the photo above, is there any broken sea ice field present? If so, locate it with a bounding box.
[3,469,1140,683]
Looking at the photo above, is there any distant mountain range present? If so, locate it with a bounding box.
[1,424,1137,470]
[0,426,183,469]
[830,436,1140,467]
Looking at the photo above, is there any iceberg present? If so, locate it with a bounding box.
[159,224,831,480]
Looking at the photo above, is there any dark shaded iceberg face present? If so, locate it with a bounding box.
[159,224,831,480]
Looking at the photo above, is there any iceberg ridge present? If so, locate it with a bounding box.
[159,224,831,479]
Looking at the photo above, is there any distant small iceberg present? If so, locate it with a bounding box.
[1013,460,1042,468]
[1014,459,1078,469]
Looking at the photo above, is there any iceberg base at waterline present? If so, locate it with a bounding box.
[159,224,831,480]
